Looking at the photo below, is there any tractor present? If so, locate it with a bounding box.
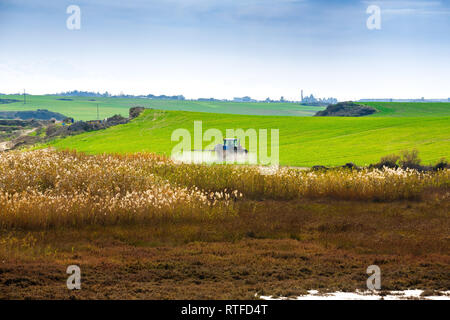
[214,138,248,161]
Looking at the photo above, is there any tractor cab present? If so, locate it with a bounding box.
[223,138,239,151]
[214,138,248,158]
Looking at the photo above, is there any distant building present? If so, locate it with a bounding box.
[233,96,256,102]
[300,92,337,105]
[147,94,185,100]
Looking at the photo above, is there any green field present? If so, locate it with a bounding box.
[2,95,450,120]
[49,109,450,167]
[0,95,323,120]
[2,95,448,166]
[364,102,450,117]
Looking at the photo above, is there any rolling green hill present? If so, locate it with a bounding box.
[49,109,450,167]
[1,95,450,120]
[0,95,322,120]
[4,95,449,166]
[365,102,450,117]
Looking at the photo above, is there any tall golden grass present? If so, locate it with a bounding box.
[0,149,448,229]
[160,161,449,201]
[0,150,239,228]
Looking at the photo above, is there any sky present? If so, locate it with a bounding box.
[0,0,449,101]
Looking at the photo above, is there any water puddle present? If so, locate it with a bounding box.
[259,290,450,300]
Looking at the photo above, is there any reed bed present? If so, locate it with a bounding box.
[0,149,448,229]
[161,162,449,201]
[0,150,239,229]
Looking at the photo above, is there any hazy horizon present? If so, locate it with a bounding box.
[1,91,450,103]
[1,0,449,101]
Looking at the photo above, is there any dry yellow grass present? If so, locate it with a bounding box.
[0,149,449,229]
[0,150,240,229]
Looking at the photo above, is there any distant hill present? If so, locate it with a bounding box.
[364,102,450,117]
[0,95,323,120]
[0,98,21,104]
[1,95,449,120]
[0,109,67,121]
[315,102,377,117]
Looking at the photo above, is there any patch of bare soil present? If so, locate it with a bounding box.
[0,198,448,299]
[0,128,37,152]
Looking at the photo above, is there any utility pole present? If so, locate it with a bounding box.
[23,89,26,104]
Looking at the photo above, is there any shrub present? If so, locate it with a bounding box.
[378,154,400,168]
[315,102,377,117]
[399,149,421,169]
[434,158,448,171]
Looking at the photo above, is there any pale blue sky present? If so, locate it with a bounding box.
[0,0,449,100]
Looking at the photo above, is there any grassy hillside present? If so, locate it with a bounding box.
[49,109,450,167]
[365,102,450,117]
[2,95,450,120]
[0,95,322,120]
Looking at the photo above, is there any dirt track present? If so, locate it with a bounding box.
[0,141,10,152]
[0,128,36,152]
